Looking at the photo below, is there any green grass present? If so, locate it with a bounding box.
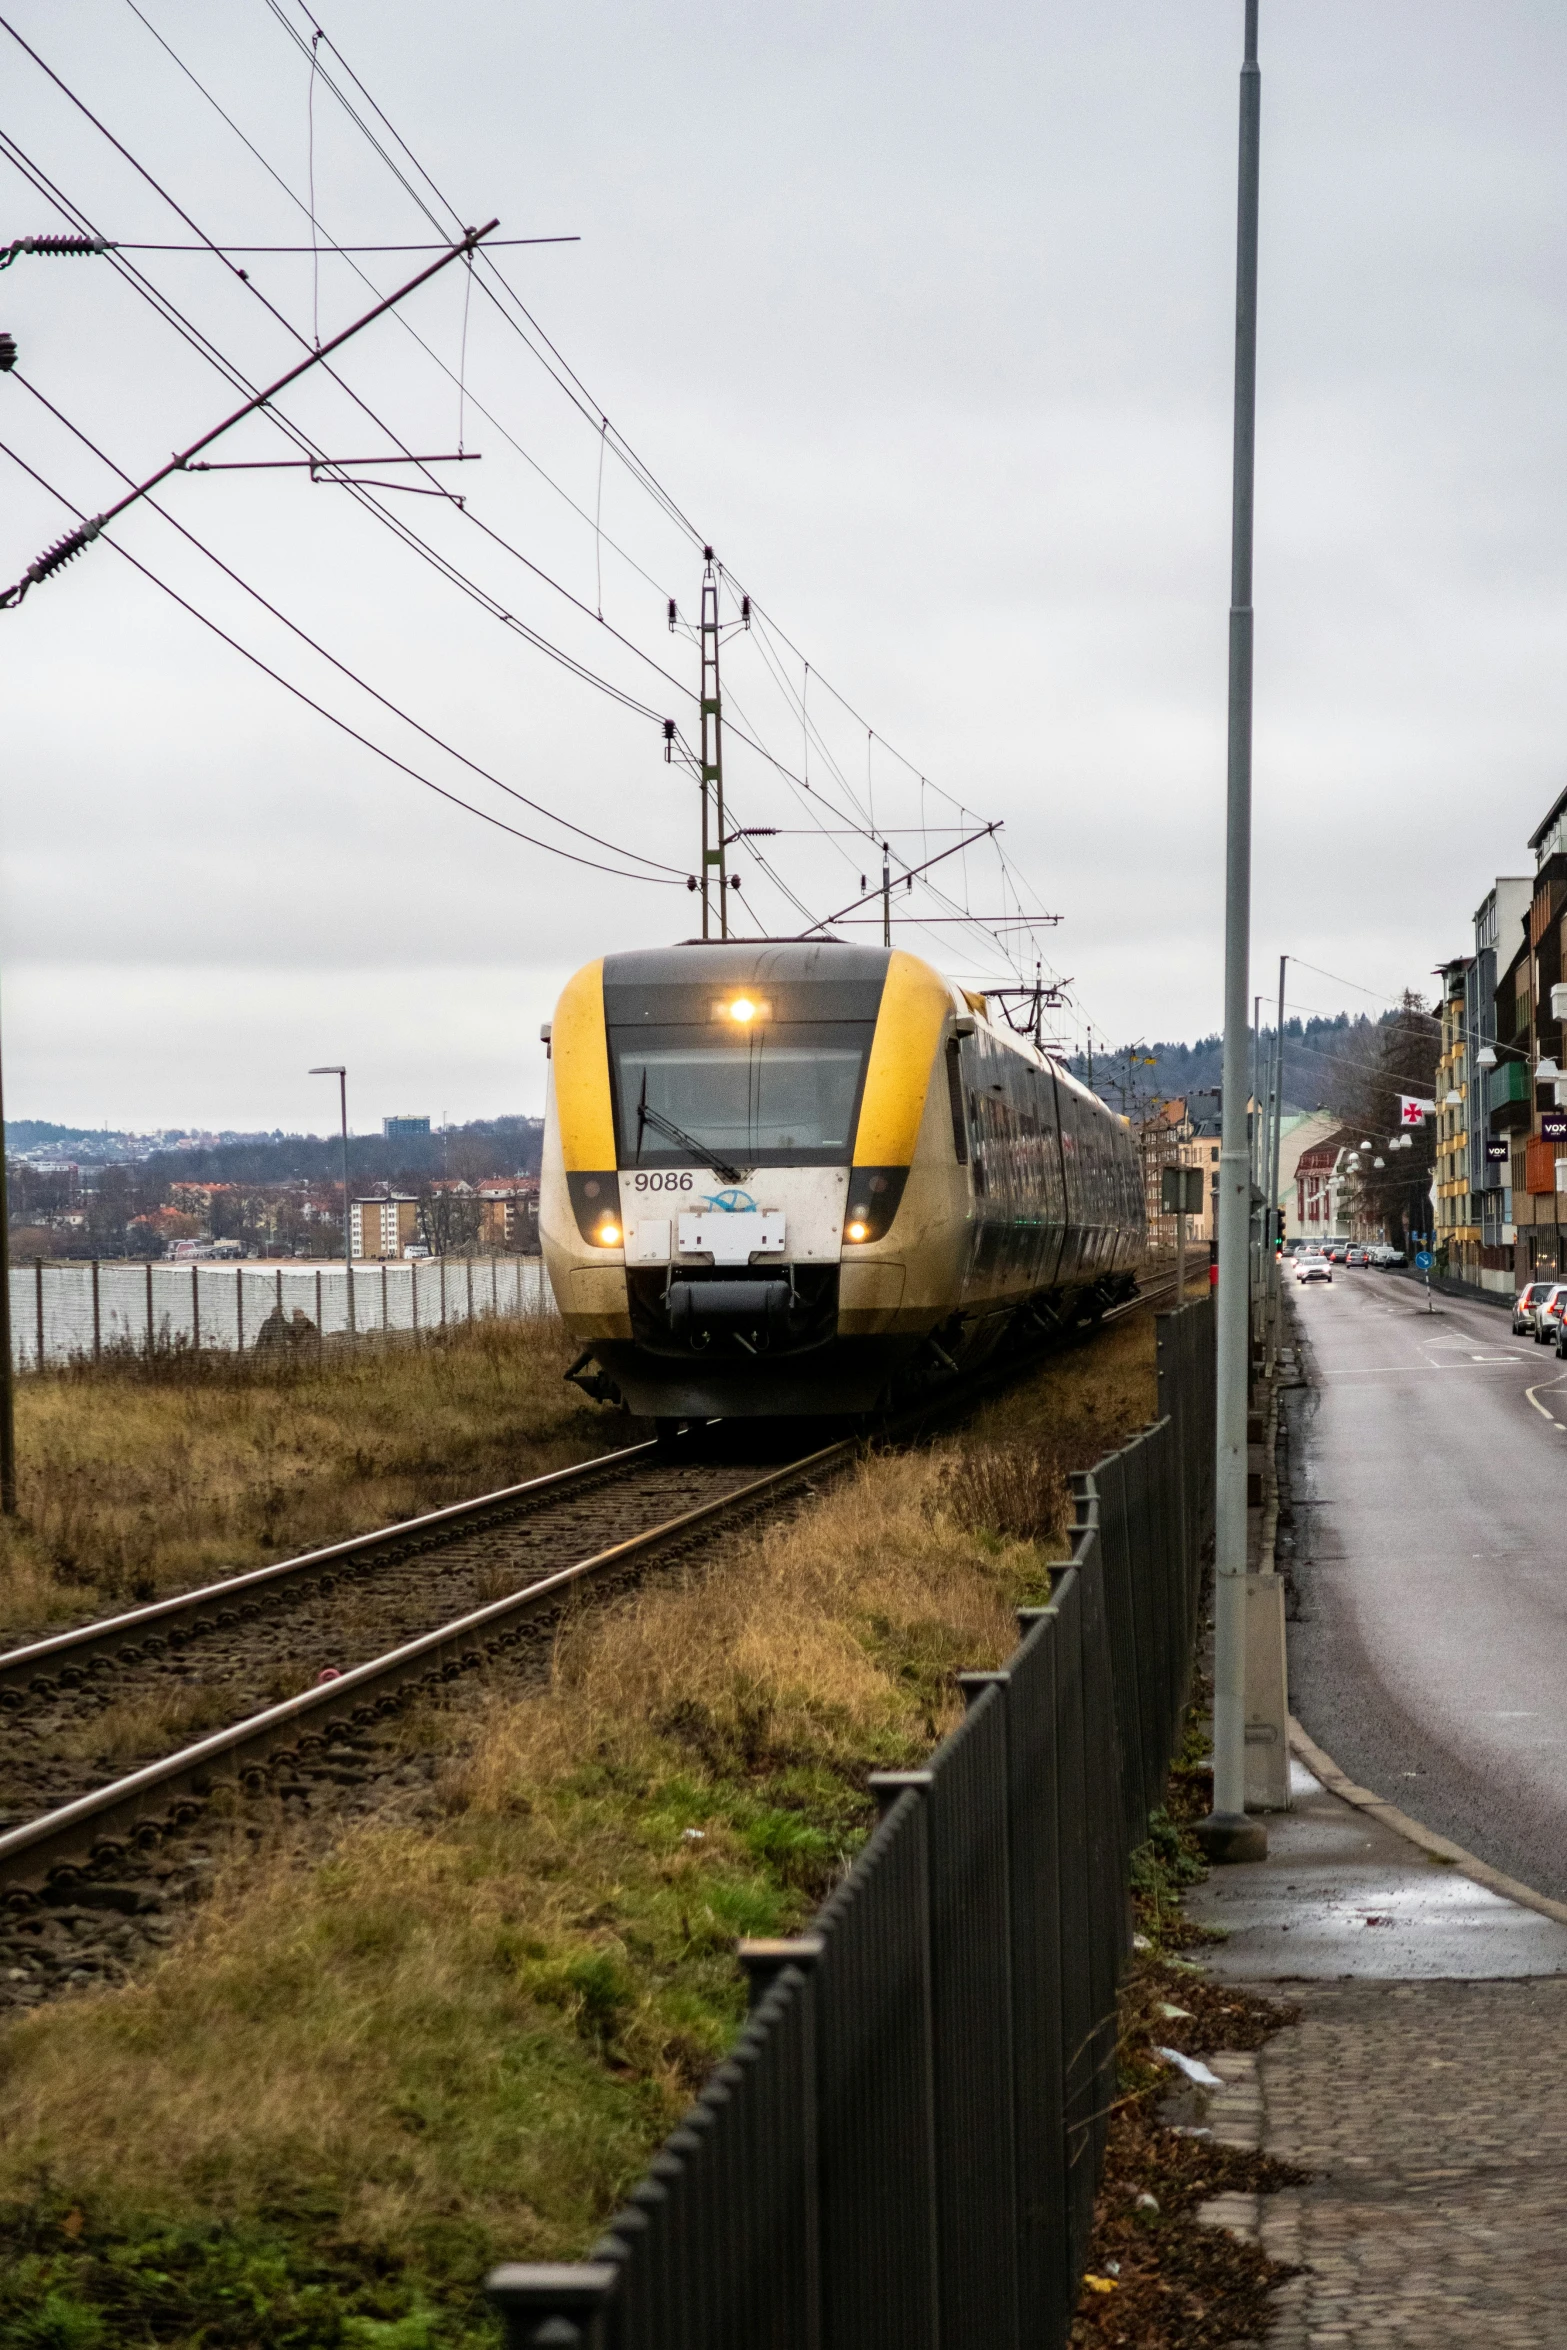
[0,1313,626,1640]
[0,1312,1162,2349]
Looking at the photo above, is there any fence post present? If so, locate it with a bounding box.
[192,1265,200,1357]
[236,1265,244,1354]
[315,1268,323,1353]
[439,1254,447,1328]
[411,1260,420,1338]
[863,1769,942,2342]
[36,1258,44,1371]
[467,1255,474,1324]
[276,1266,283,1315]
[381,1260,389,1331]
[91,1259,101,1363]
[145,1260,153,1361]
[736,1935,825,2350]
[491,1256,499,1316]
[485,2265,617,2350]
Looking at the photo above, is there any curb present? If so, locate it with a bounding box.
[1286,1716,1567,1932]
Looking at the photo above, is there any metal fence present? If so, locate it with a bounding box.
[487,1293,1217,2350]
[7,1256,551,1369]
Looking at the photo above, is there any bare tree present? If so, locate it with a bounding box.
[1334,994,1440,1247]
[418,1182,481,1257]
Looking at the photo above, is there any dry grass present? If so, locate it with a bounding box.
[0,1307,1164,2348]
[0,1313,626,1640]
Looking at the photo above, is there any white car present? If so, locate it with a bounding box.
[1514,1281,1551,1334]
[1534,1284,1567,1346]
[1295,1254,1332,1285]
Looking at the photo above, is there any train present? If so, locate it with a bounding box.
[539,939,1146,1425]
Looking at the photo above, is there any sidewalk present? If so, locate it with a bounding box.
[1181,1755,1567,2343]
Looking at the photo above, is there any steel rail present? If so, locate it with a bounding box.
[0,1273,1181,1902]
[0,1434,857,1903]
[0,1276,1176,1705]
[0,1438,660,1701]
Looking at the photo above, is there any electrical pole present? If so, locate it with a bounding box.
[881,842,892,948]
[1197,0,1267,1866]
[698,549,728,940]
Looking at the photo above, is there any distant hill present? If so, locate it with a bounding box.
[1064,1009,1416,1121]
[6,1116,544,1185]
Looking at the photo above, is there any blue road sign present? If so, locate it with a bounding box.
[1415,1250,1434,1271]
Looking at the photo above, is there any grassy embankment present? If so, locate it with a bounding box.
[0,1316,1158,2350]
[0,1316,623,1642]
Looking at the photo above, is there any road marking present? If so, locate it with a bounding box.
[1524,1370,1567,1423]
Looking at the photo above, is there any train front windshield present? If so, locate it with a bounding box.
[610,1021,875,1167]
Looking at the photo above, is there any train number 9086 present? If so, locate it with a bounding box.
[630,1170,694,1193]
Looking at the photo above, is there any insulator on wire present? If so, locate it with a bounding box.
[686,875,698,893]
[0,235,113,270]
[23,516,104,589]
[0,332,15,372]
[667,597,677,629]
[740,594,751,628]
[662,717,675,762]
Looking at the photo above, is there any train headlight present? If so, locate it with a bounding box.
[841,1169,910,1246]
[594,1219,622,1247]
[711,996,772,1025]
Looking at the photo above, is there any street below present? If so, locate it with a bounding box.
[1286,1266,1567,1905]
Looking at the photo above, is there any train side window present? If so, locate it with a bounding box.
[946,1038,968,1164]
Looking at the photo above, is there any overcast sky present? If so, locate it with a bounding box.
[1,1,1563,1135]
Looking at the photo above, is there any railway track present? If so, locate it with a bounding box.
[0,1273,1179,2008]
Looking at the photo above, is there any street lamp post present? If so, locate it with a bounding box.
[309,1065,354,1337]
[1196,0,1268,1866]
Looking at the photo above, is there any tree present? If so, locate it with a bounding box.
[418,1182,481,1256]
[1334,993,1440,1245]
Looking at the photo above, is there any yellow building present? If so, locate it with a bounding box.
[351,1194,421,1260]
[1433,958,1476,1267]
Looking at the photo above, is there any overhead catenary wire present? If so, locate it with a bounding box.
[0,123,694,726]
[0,96,699,717]
[127,0,1069,980]
[12,5,1085,1015]
[266,0,1032,846]
[269,0,1087,1014]
[9,372,684,876]
[0,434,683,886]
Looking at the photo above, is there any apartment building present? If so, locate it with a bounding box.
[351,1194,421,1260]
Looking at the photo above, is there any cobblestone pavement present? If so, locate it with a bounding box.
[1203,1978,1567,2344]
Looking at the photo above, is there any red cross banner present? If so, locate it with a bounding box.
[1399,1095,1436,1126]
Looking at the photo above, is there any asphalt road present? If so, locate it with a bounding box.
[1285,1267,1567,1905]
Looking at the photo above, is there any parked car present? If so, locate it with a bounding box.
[1534,1284,1567,1345]
[1327,1244,1349,1264]
[1514,1281,1552,1334]
[1382,1247,1407,1267]
[1346,1247,1368,1267]
[1296,1254,1332,1285]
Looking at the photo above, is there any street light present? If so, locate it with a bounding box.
[1196,0,1268,1868]
[309,1066,354,1336]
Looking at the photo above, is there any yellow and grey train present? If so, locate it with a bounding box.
[539,940,1146,1423]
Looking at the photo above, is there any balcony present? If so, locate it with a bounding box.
[1487,1060,1531,1131]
